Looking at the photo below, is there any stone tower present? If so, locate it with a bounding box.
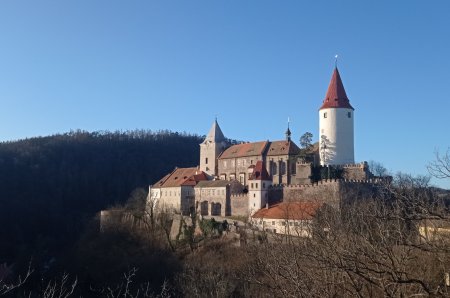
[248,161,272,215]
[200,119,228,177]
[319,67,355,165]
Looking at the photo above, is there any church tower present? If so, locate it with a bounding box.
[248,161,272,215]
[319,67,355,165]
[200,119,228,177]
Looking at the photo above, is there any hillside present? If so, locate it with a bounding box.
[0,130,202,263]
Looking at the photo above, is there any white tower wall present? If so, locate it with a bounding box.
[319,108,354,165]
[248,180,271,215]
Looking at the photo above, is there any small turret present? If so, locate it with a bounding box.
[248,161,272,215]
[285,120,292,142]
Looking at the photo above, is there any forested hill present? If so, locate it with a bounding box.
[0,130,203,262]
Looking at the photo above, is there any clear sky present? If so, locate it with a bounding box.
[0,1,449,189]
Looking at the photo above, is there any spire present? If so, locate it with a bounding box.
[319,67,354,110]
[203,119,226,143]
[285,117,291,141]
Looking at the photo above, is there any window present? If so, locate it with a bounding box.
[263,183,265,188]
[324,112,327,118]
[272,221,275,226]
[251,183,254,188]
[253,193,255,198]
[205,158,208,164]
[256,183,258,188]
[223,161,227,168]
[212,190,215,195]
[282,221,286,226]
[348,112,351,118]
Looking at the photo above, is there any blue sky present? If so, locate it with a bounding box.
[0,1,449,188]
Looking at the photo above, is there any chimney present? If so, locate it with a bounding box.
[266,203,269,209]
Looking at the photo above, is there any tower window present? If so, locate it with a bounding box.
[205,158,208,164]
[348,112,351,118]
[324,112,327,118]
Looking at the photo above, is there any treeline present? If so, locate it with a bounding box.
[0,129,202,265]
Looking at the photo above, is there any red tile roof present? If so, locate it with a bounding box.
[319,67,354,110]
[219,141,268,159]
[249,160,271,181]
[152,167,208,188]
[252,202,323,220]
[266,140,300,156]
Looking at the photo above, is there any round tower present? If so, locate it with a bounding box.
[319,67,354,166]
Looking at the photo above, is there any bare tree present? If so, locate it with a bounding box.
[428,148,450,179]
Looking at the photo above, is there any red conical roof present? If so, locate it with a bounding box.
[319,67,354,110]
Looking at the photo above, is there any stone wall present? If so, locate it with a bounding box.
[342,162,372,180]
[270,180,341,208]
[293,162,313,185]
[268,179,383,209]
[230,193,249,217]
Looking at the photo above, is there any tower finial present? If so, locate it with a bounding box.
[285,117,291,141]
[334,54,338,68]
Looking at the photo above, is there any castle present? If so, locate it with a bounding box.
[149,66,376,219]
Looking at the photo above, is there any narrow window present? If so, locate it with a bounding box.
[256,183,258,188]
[205,158,208,164]
[253,193,256,198]
[348,112,351,118]
[324,112,327,118]
[263,183,265,188]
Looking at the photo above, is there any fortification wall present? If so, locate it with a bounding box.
[230,193,249,217]
[269,179,384,208]
[342,162,371,180]
[293,162,313,185]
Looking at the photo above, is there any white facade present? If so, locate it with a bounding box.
[151,186,195,214]
[248,180,271,215]
[319,107,354,165]
[251,217,314,237]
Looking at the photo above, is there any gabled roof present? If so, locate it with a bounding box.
[319,67,354,110]
[249,160,271,181]
[219,141,269,159]
[252,202,323,220]
[152,167,208,188]
[266,140,300,156]
[202,119,226,144]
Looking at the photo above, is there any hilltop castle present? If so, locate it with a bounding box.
[149,67,375,218]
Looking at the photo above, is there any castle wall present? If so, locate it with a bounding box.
[266,155,294,185]
[269,180,342,208]
[218,155,263,185]
[195,185,229,216]
[230,194,249,217]
[294,162,313,185]
[342,162,371,180]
